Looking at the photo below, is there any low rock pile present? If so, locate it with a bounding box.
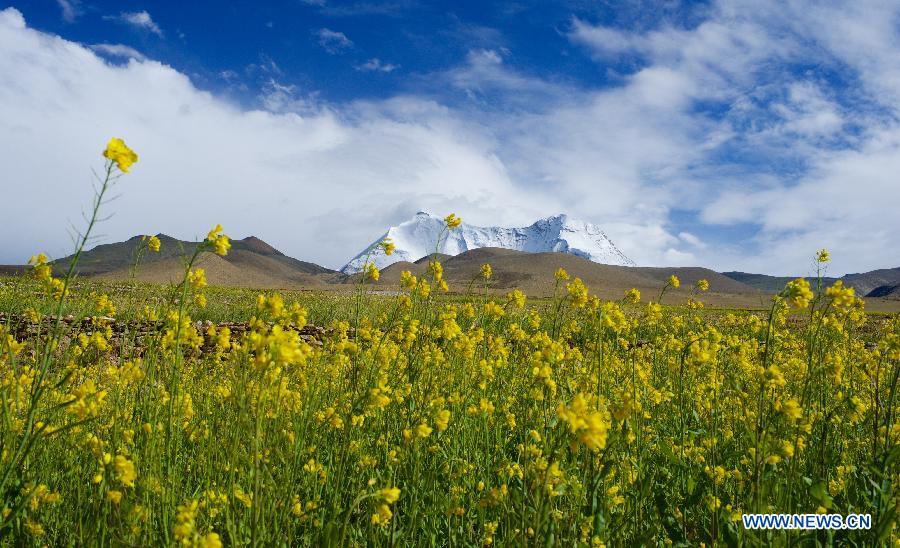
[0,312,332,355]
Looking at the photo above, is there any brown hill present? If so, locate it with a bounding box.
[53,234,335,289]
[97,254,329,288]
[867,284,900,300]
[723,267,900,297]
[842,267,900,297]
[29,237,900,311]
[0,266,28,276]
[629,266,760,295]
[414,253,451,265]
[354,247,767,305]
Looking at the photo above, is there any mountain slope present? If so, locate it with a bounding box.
[342,212,636,273]
[352,247,764,302]
[51,234,335,288]
[842,267,900,297]
[53,234,332,277]
[722,267,900,297]
[867,284,900,299]
[0,266,27,276]
[96,253,330,288]
[721,272,839,293]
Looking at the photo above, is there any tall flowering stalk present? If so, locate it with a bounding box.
[0,137,138,524]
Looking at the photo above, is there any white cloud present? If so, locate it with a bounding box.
[771,82,844,138]
[565,0,900,275]
[316,28,352,53]
[105,11,163,37]
[0,9,542,269]
[440,49,570,108]
[679,232,706,249]
[568,19,646,58]
[90,43,147,62]
[1,6,693,270]
[356,58,399,73]
[56,0,81,23]
[700,129,900,275]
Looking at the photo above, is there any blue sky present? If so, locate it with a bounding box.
[1,1,899,275]
[16,1,702,105]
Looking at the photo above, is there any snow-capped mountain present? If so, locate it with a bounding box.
[341,212,636,274]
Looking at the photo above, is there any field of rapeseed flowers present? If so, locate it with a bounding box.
[1,141,899,546]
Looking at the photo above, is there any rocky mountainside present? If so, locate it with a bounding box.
[47,234,335,288]
[341,212,635,274]
[841,267,900,297]
[723,266,900,298]
[867,284,900,299]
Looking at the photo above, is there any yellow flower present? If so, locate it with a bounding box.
[379,237,395,256]
[557,393,611,452]
[114,454,137,487]
[188,268,207,290]
[435,409,451,432]
[445,213,462,229]
[93,293,116,316]
[567,278,588,308]
[28,253,52,282]
[483,520,498,545]
[378,487,401,504]
[624,288,640,304]
[173,500,199,542]
[400,270,417,290]
[505,288,526,309]
[206,224,231,256]
[67,380,107,420]
[825,280,855,308]
[106,490,123,504]
[669,275,680,289]
[781,440,795,458]
[782,278,813,310]
[776,398,802,421]
[429,260,444,282]
[148,235,161,252]
[201,533,223,548]
[555,267,570,281]
[417,279,432,298]
[483,301,505,319]
[364,262,380,282]
[214,235,231,256]
[817,248,830,263]
[25,519,44,537]
[415,423,433,438]
[103,137,138,172]
[480,263,492,280]
[371,503,393,525]
[696,279,709,292]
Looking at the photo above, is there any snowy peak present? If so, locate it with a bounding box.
[341,212,636,274]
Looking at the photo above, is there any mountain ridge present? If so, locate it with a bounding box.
[341,212,636,274]
[1,233,897,306]
[45,234,335,289]
[722,268,900,298]
[50,234,335,277]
